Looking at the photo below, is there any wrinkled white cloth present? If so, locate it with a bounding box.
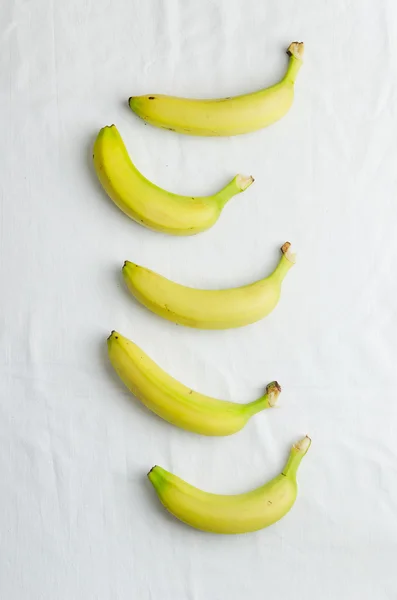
[1,0,396,598]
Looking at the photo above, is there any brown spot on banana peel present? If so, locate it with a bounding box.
[163,304,179,320]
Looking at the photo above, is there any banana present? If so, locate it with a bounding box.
[129,42,304,137]
[108,331,281,435]
[148,436,311,534]
[122,242,295,329]
[93,125,253,235]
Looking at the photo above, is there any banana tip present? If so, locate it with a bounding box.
[236,174,255,191]
[281,242,296,264]
[294,435,311,454]
[123,260,138,273]
[287,42,304,61]
[266,381,282,407]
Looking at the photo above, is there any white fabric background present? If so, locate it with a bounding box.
[1,0,397,598]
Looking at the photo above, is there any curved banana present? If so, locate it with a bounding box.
[122,242,295,329]
[108,331,281,435]
[149,436,311,534]
[129,42,304,137]
[93,125,253,235]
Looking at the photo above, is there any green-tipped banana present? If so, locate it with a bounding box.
[129,42,304,137]
[107,331,280,435]
[122,242,295,329]
[149,436,311,534]
[93,125,253,235]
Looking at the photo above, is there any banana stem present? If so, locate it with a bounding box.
[283,42,304,84]
[282,436,311,479]
[270,242,296,283]
[246,381,281,415]
[214,174,254,208]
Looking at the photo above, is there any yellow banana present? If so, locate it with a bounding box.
[107,331,281,435]
[148,436,311,534]
[129,42,304,136]
[93,125,253,235]
[122,242,295,329]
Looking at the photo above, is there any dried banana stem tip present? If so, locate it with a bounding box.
[287,42,304,61]
[236,174,255,191]
[294,435,311,455]
[266,381,282,407]
[281,241,296,264]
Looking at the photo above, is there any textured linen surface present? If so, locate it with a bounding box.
[1,1,396,598]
